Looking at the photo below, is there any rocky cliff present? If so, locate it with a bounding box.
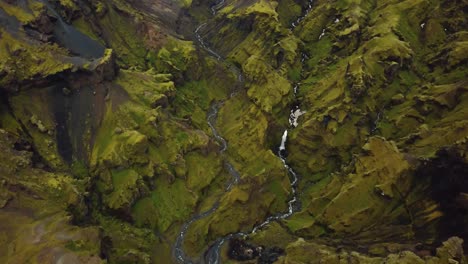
[0,0,466,263]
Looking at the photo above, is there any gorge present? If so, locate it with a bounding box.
[0,0,467,264]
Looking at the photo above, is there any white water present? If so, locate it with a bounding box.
[279,130,288,151]
[203,125,300,263]
[318,28,326,40]
[195,24,222,61]
[174,0,314,262]
[290,0,314,30]
[289,107,306,127]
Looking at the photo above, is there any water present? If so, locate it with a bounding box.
[173,201,220,264]
[195,24,222,61]
[289,106,306,128]
[173,101,241,264]
[211,0,226,15]
[39,0,105,59]
[279,130,288,152]
[202,127,301,264]
[173,1,314,262]
[290,0,314,30]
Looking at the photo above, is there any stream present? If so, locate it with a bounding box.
[173,1,313,263]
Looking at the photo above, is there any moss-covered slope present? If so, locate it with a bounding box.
[1,0,467,263]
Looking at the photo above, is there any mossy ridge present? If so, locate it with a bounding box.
[96,1,147,68]
[151,36,196,74]
[271,0,468,253]
[177,94,293,256]
[0,130,103,263]
[185,151,223,191]
[96,214,157,264]
[198,0,303,114]
[276,0,303,27]
[0,0,45,25]
[1,0,239,262]
[276,237,466,264]
[88,55,238,260]
[8,88,67,170]
[0,29,73,88]
[91,70,212,207]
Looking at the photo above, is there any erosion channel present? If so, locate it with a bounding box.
[173,1,314,263]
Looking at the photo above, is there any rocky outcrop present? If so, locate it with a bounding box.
[0,129,104,264]
[276,236,467,264]
[1,0,467,263]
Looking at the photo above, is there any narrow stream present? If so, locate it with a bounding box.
[291,0,314,29]
[173,102,242,264]
[173,1,313,263]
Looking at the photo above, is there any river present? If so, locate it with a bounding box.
[173,1,314,263]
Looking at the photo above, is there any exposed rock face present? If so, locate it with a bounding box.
[0,129,104,263]
[0,0,467,263]
[228,238,285,263]
[276,236,467,264]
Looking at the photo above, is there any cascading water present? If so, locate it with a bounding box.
[173,1,312,263]
[290,0,314,29]
[195,24,222,61]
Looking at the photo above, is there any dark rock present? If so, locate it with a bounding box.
[385,61,400,82]
[258,246,285,264]
[228,239,260,261]
[391,93,405,105]
[151,95,169,109]
[62,87,71,95]
[228,239,284,263]
[415,148,468,244]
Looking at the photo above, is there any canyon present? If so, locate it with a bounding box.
[0,0,467,263]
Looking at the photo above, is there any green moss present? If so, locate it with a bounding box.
[151,179,197,232]
[0,1,44,24]
[243,55,291,112]
[96,214,156,263]
[72,17,103,43]
[0,30,73,87]
[58,0,79,11]
[185,152,222,191]
[9,89,66,169]
[71,160,89,178]
[276,0,302,27]
[132,197,159,229]
[115,70,175,107]
[98,4,147,68]
[93,129,149,168]
[153,37,196,74]
[0,103,22,134]
[103,168,140,210]
[178,0,192,8]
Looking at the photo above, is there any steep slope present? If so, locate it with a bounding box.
[0,0,238,262]
[181,0,468,262]
[0,0,467,263]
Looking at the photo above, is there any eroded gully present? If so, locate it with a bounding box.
[173,1,313,263]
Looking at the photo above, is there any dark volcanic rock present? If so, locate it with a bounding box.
[228,239,284,263]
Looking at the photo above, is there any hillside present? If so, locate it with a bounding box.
[0,0,467,263]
